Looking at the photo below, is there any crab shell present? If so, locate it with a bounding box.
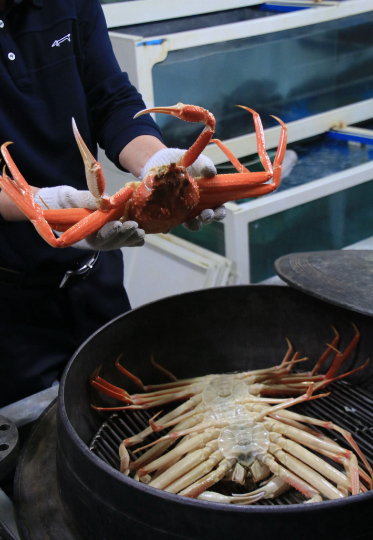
[127,163,200,234]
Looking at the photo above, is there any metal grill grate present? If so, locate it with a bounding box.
[90,380,373,505]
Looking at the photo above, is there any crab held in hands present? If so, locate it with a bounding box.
[0,104,287,247]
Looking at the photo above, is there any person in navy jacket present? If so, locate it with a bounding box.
[0,0,224,407]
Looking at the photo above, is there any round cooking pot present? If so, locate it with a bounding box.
[57,285,373,540]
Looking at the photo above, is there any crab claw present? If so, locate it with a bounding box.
[134,103,215,129]
[134,104,216,169]
[72,118,106,202]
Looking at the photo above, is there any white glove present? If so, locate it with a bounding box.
[36,186,145,250]
[140,148,226,232]
[182,206,226,232]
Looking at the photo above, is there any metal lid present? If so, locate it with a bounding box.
[274,250,373,317]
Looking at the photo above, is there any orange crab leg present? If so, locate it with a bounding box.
[90,367,134,404]
[72,118,106,199]
[191,112,287,212]
[210,139,249,174]
[0,134,135,247]
[311,327,340,375]
[324,324,360,380]
[134,103,215,169]
[44,208,93,232]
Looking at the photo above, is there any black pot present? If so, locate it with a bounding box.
[57,285,373,540]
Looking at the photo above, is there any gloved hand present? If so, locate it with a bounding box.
[140,148,226,232]
[36,186,145,250]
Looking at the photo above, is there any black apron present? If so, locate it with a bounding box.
[0,249,131,407]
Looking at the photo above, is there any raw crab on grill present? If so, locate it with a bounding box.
[91,326,372,504]
[0,104,287,245]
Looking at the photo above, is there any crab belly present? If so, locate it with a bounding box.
[128,163,200,234]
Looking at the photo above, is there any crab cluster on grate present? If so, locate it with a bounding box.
[90,380,373,505]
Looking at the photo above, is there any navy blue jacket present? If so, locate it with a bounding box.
[0,0,163,273]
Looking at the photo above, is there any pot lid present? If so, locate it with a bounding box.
[274,250,373,317]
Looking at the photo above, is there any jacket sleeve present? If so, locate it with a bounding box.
[77,0,164,170]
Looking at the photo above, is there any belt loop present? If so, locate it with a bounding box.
[59,252,100,288]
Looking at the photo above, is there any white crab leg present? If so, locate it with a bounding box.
[124,395,202,447]
[197,490,265,505]
[130,415,203,470]
[265,420,360,495]
[139,429,221,476]
[132,384,203,407]
[166,449,224,495]
[270,434,352,490]
[198,476,289,504]
[265,419,355,459]
[179,457,237,498]
[136,417,226,451]
[131,384,203,401]
[263,455,320,499]
[150,440,219,491]
[269,443,345,499]
[119,442,131,475]
[305,494,323,503]
[269,408,372,480]
[151,435,193,481]
[149,402,207,432]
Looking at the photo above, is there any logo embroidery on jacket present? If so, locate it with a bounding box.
[52,34,71,47]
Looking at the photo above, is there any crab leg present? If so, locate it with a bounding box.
[151,356,178,382]
[90,367,133,403]
[138,428,221,477]
[150,440,220,491]
[0,151,133,248]
[112,343,294,396]
[198,489,265,505]
[167,448,225,495]
[311,327,340,375]
[194,107,287,210]
[272,406,372,480]
[130,416,202,470]
[323,324,360,380]
[72,118,106,200]
[263,455,320,499]
[1,143,39,206]
[123,397,203,447]
[265,419,360,494]
[0,166,62,247]
[270,434,352,491]
[72,119,139,211]
[180,457,236,498]
[268,443,345,499]
[135,104,215,169]
[198,477,289,504]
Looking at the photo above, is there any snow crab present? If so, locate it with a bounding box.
[0,104,287,245]
[91,326,372,504]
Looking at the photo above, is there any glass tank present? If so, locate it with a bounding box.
[149,12,373,148]
[249,179,373,283]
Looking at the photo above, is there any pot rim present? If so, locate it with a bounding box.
[58,286,373,515]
